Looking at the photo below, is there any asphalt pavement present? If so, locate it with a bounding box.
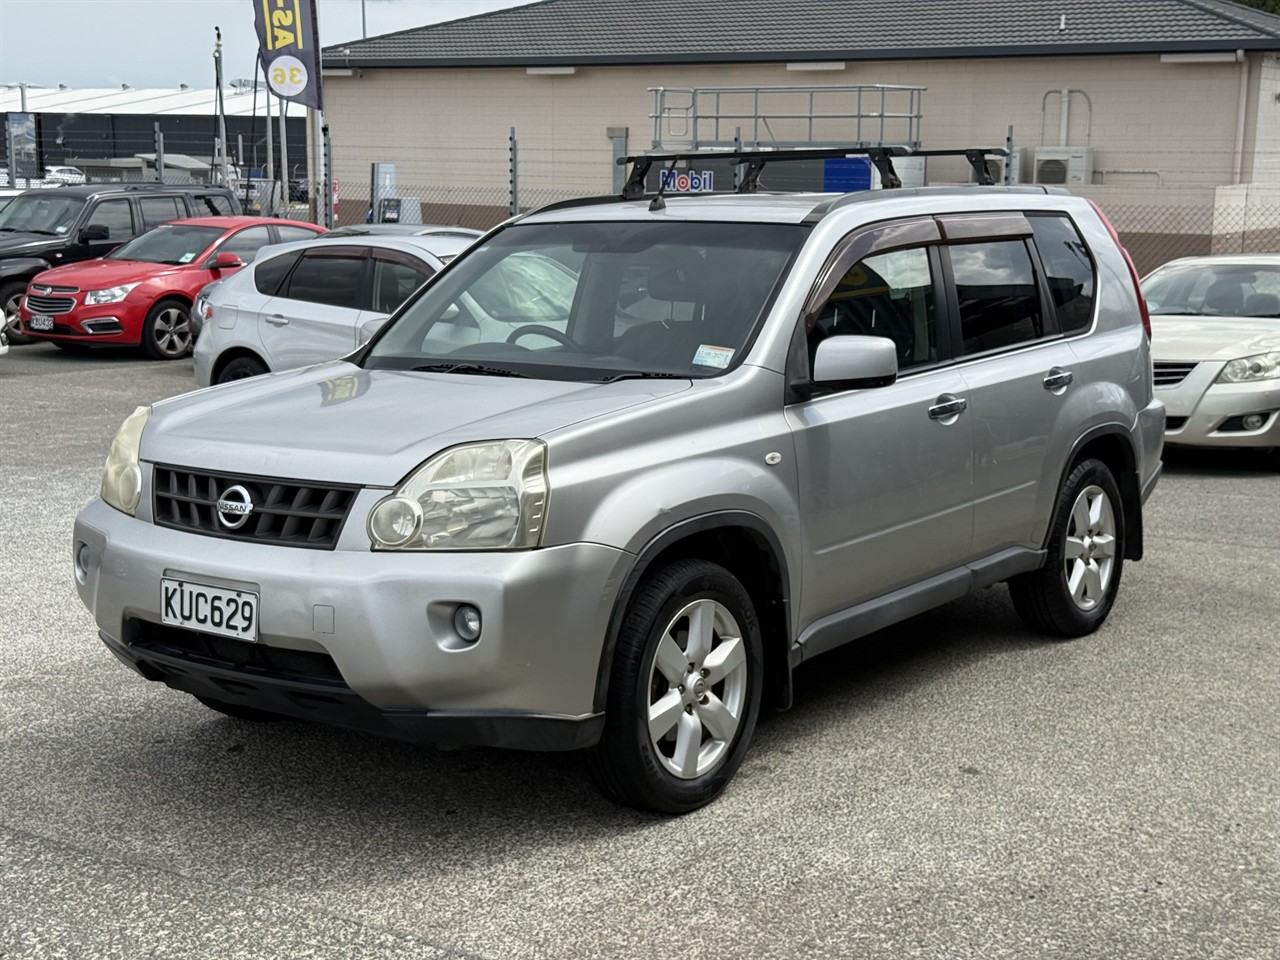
[1,342,1277,960]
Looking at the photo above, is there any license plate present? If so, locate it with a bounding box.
[28,314,53,331]
[160,578,258,642]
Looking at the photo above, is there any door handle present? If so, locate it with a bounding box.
[928,394,968,420]
[265,314,289,326]
[1043,367,1074,391]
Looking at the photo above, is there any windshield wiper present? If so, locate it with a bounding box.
[595,371,690,383]
[411,362,528,378]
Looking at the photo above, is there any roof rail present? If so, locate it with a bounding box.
[617,146,1010,201]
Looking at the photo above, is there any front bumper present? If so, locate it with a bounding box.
[19,305,139,344]
[74,497,632,748]
[1157,363,1280,448]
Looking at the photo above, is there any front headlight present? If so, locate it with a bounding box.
[1217,352,1280,383]
[85,282,140,305]
[368,440,548,551]
[101,406,150,515]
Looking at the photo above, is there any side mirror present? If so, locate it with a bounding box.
[358,316,390,345]
[811,335,899,389]
[213,251,243,269]
[79,224,110,243]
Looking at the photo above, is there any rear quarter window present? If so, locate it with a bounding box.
[1030,214,1096,332]
[253,250,303,296]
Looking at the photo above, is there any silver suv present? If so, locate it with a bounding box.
[74,153,1164,812]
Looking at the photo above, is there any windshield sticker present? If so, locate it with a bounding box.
[178,252,197,264]
[693,345,734,369]
[55,225,68,234]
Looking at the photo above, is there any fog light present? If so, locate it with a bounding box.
[1242,414,1265,431]
[454,604,482,642]
[74,542,90,583]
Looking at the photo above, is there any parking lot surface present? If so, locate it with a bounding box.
[2,343,1278,960]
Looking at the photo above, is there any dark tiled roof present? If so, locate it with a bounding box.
[321,0,1280,69]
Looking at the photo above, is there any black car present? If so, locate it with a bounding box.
[0,182,241,343]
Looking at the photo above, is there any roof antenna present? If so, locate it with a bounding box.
[649,158,680,211]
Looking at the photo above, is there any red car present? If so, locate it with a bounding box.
[18,216,326,359]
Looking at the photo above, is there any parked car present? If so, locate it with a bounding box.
[16,217,325,359]
[192,232,474,384]
[45,165,87,186]
[73,152,1164,812]
[0,326,7,357]
[1142,253,1280,450]
[0,182,242,345]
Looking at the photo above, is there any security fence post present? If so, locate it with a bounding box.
[509,127,519,216]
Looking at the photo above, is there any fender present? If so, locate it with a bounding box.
[1051,423,1144,560]
[591,510,794,715]
[0,256,53,286]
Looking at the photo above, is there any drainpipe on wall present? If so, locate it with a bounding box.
[1233,49,1249,185]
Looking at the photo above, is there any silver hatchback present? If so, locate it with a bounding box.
[75,164,1163,812]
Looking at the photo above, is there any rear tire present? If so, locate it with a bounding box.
[1010,458,1124,638]
[142,298,193,359]
[215,355,269,384]
[586,559,763,813]
[194,695,283,722]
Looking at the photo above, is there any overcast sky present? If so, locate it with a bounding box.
[0,0,536,89]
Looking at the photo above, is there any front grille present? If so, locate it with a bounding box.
[30,283,79,294]
[153,465,358,550]
[1153,361,1198,387]
[132,620,346,685]
[25,294,76,315]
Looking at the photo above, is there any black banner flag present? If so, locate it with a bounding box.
[252,0,323,110]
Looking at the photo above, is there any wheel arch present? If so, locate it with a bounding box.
[210,346,269,383]
[592,511,793,716]
[1057,424,1144,561]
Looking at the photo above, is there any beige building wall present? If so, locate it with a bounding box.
[322,52,1266,198]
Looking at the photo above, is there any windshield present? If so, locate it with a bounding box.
[365,220,806,381]
[0,192,86,235]
[107,224,226,264]
[1142,262,1280,318]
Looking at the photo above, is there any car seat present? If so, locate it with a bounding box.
[1201,280,1244,316]
[1242,292,1279,318]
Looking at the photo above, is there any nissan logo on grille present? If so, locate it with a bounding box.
[215,485,255,530]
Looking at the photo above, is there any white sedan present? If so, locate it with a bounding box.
[1142,254,1280,449]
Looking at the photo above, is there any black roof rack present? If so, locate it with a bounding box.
[617,146,1010,203]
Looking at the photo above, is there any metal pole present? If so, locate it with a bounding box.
[323,124,334,229]
[509,127,518,216]
[278,96,289,216]
[264,64,275,215]
[154,124,165,183]
[214,27,230,186]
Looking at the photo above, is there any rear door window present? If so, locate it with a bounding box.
[282,248,367,309]
[947,240,1045,354]
[275,224,323,244]
[192,193,234,215]
[1029,215,1096,332]
[218,226,273,263]
[139,196,185,229]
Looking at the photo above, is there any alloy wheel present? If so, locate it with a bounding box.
[1062,483,1117,611]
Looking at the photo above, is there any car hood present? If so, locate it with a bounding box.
[0,232,63,257]
[34,258,181,288]
[143,362,692,485]
[1149,315,1280,363]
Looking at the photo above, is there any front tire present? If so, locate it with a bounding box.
[142,298,193,359]
[587,559,763,813]
[1010,458,1124,638]
[1,280,33,345]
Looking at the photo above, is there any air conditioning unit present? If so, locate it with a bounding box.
[1034,146,1094,185]
[971,149,1025,185]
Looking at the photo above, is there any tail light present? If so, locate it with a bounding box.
[1088,199,1151,341]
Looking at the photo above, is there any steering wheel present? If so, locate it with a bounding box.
[505,324,576,348]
